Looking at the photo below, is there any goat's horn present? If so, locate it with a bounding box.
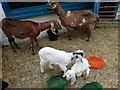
[47,0,51,5]
[51,23,57,35]
[47,0,50,2]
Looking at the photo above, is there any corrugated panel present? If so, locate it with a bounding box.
[2,2,93,19]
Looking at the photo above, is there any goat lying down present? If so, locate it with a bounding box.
[39,47,84,74]
[1,18,61,54]
[63,53,91,85]
[48,1,99,41]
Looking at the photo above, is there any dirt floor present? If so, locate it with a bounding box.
[2,26,118,88]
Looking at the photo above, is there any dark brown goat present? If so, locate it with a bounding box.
[48,1,99,41]
[1,18,61,54]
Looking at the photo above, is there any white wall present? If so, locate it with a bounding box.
[0,2,7,46]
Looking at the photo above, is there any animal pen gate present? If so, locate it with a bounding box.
[94,1,120,27]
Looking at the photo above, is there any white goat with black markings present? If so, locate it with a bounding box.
[63,51,91,85]
[39,47,84,74]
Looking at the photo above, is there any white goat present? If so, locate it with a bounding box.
[63,56,91,85]
[39,47,84,74]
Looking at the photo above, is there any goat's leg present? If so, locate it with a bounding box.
[40,61,45,73]
[47,63,53,70]
[59,64,67,74]
[8,37,16,52]
[76,72,82,77]
[30,37,35,55]
[82,70,86,77]
[12,38,20,49]
[33,38,39,47]
[86,24,96,41]
[86,27,92,41]
[86,68,90,77]
[66,27,72,40]
[84,68,90,80]
[70,75,76,85]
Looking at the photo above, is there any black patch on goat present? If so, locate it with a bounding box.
[47,29,58,41]
[73,52,84,57]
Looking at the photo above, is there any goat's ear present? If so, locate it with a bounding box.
[51,23,57,35]
[54,21,61,30]
[80,58,83,63]
[80,52,84,57]
[76,58,83,63]
[51,2,59,8]
[47,0,51,5]
[52,4,57,9]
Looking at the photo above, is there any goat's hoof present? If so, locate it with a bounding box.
[39,47,43,49]
[32,52,35,55]
[17,46,20,49]
[50,67,53,70]
[71,83,74,85]
[41,71,45,74]
[13,49,17,52]
[36,44,39,47]
[62,71,64,73]
[69,38,72,40]
[86,39,89,42]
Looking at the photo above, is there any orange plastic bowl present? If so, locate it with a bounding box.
[87,56,106,68]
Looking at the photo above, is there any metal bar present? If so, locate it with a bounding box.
[100,19,120,20]
[99,11,116,13]
[94,1,101,14]
[115,1,120,19]
[96,25,120,26]
[100,6,119,8]
[97,22,120,23]
[99,15,118,16]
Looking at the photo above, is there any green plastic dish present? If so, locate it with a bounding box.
[80,82,103,90]
[46,75,68,90]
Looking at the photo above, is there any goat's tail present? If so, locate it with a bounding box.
[54,20,62,30]
[93,14,100,29]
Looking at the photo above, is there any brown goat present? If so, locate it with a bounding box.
[48,1,99,41]
[1,18,61,54]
